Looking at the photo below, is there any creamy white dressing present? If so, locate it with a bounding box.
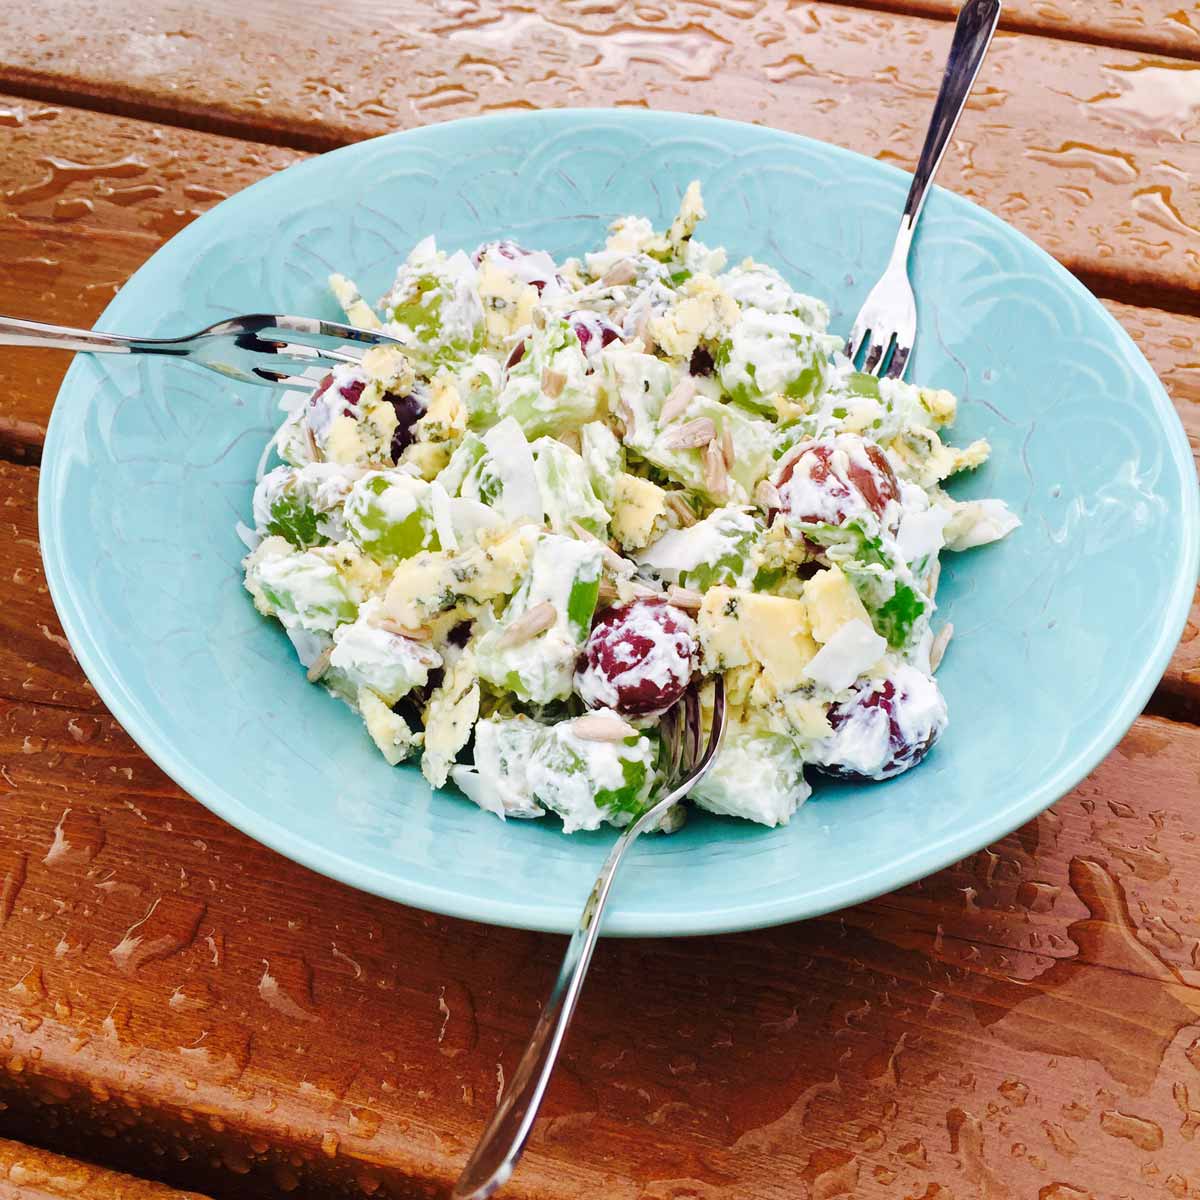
[803,619,887,692]
[814,663,947,780]
[243,180,1014,831]
[575,604,697,712]
[329,601,442,704]
[635,506,757,584]
[692,725,810,826]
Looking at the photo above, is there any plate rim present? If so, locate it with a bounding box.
[38,107,1200,936]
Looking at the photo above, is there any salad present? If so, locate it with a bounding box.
[241,183,1017,833]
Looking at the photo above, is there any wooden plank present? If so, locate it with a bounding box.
[1,109,1195,711]
[3,456,1200,1198]
[0,98,305,445]
[0,5,1199,309]
[1,496,1199,1196]
[1104,298,1200,721]
[0,1137,211,1200]
[3,98,1200,461]
[857,0,1200,58]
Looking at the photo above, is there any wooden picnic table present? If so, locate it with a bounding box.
[1,3,1199,1197]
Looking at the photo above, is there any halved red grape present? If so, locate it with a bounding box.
[568,311,621,358]
[310,370,365,418]
[775,434,899,528]
[308,368,425,462]
[575,599,698,716]
[472,238,530,267]
[814,665,947,781]
[388,391,426,461]
[473,239,566,295]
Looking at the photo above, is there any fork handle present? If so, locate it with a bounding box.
[454,680,726,1200]
[451,813,650,1200]
[0,315,150,354]
[899,0,1002,243]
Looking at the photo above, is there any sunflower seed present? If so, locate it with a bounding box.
[634,306,655,351]
[304,423,322,463]
[664,491,698,527]
[601,260,638,287]
[572,713,640,742]
[927,558,942,600]
[306,645,334,683]
[666,585,703,612]
[704,439,729,496]
[571,522,629,573]
[661,417,716,450]
[616,395,637,438]
[597,579,619,603]
[495,601,556,648]
[930,623,953,672]
[754,479,782,511]
[374,616,433,641]
[721,426,735,470]
[659,376,696,425]
[541,368,566,399]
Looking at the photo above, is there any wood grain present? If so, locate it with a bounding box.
[1,7,1199,1195]
[1104,299,1200,720]
[0,108,1196,709]
[0,1137,211,1200]
[1,4,1199,309]
[2,454,1200,1197]
[851,0,1200,59]
[0,97,304,445]
[1,98,1198,459]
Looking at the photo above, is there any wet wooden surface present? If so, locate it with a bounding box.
[0,1136,212,1200]
[0,1,1199,1197]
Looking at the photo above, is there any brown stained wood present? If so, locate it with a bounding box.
[1,456,1200,1199]
[846,0,1200,59]
[1104,299,1200,720]
[1,99,1199,454]
[0,10,1199,1193]
[2,648,1200,1197]
[0,5,1199,309]
[0,1137,211,1200]
[0,97,305,435]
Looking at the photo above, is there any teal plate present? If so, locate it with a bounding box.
[39,111,1199,936]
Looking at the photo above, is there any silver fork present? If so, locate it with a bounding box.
[845,0,1002,379]
[453,677,728,1200]
[0,313,404,388]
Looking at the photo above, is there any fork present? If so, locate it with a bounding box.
[453,677,728,1200]
[0,313,404,388]
[845,0,1002,379]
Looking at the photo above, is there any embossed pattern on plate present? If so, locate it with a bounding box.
[37,111,1199,935]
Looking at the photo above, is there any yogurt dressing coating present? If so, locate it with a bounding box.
[241,179,1017,832]
[575,601,698,715]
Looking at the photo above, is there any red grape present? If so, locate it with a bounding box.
[775,434,899,529]
[568,311,621,358]
[307,369,425,463]
[310,369,364,417]
[814,665,946,781]
[387,391,426,461]
[576,599,697,716]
